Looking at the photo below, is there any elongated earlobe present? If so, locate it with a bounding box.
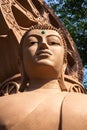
[58,63,67,91]
[18,57,28,92]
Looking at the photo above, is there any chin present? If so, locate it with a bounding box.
[35,59,53,66]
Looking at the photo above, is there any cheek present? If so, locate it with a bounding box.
[22,48,35,74]
[23,45,38,68]
[23,46,37,58]
[52,47,64,60]
[22,48,34,67]
[52,47,64,67]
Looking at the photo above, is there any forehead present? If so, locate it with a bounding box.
[25,29,61,39]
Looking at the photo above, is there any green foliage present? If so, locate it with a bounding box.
[46,0,87,65]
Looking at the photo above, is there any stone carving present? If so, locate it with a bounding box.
[0,1,87,130]
[0,0,85,95]
[0,23,87,130]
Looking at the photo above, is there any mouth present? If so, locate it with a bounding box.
[37,50,52,56]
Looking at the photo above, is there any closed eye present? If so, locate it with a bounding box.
[49,42,60,45]
[30,42,36,45]
[28,42,38,46]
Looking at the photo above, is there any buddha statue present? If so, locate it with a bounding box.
[0,24,87,130]
[0,0,85,95]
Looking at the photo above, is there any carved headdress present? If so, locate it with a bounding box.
[0,0,85,95]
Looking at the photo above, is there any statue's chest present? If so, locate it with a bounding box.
[0,91,66,130]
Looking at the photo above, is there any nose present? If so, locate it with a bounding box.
[39,39,49,49]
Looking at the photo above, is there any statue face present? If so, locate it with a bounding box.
[22,29,65,79]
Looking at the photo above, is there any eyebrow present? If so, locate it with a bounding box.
[26,34,61,40]
[25,34,40,40]
[46,35,61,40]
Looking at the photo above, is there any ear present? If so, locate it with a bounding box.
[18,56,27,80]
[58,63,67,91]
[62,62,67,75]
[18,57,28,92]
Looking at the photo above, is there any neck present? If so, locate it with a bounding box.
[28,78,61,91]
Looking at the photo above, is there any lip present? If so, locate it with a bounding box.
[37,50,52,56]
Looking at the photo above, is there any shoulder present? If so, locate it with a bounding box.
[62,92,87,130]
[64,75,86,93]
